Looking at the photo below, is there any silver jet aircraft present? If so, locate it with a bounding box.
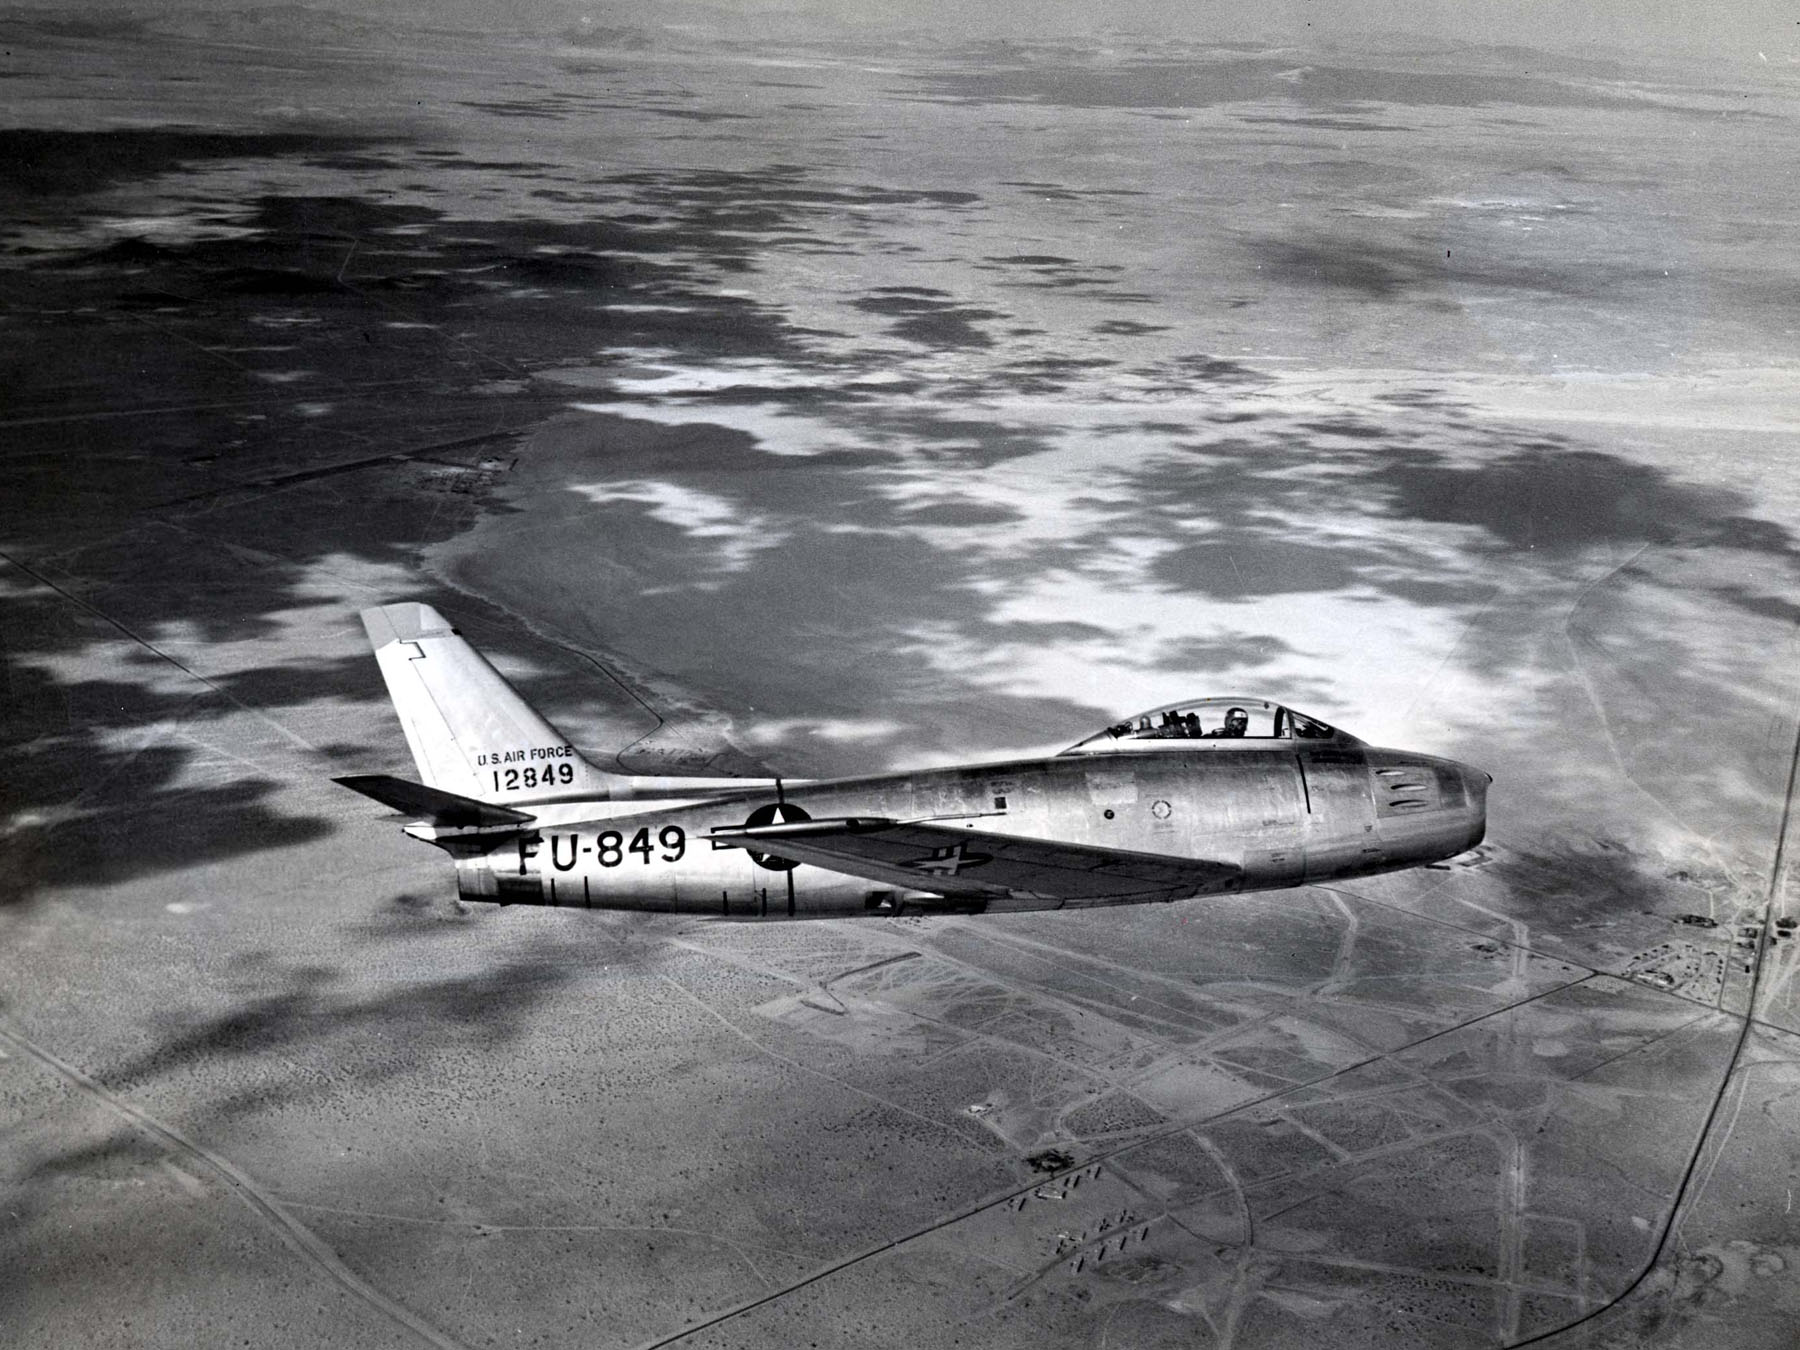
[337,603,1489,918]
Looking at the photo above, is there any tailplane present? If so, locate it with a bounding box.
[333,774,535,828]
[359,602,627,805]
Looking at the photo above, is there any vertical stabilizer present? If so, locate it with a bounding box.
[360,603,624,804]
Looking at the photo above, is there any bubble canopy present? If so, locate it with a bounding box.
[1060,697,1359,755]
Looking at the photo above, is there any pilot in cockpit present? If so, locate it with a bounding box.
[1206,706,1250,738]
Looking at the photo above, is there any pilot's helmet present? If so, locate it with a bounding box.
[1225,706,1249,734]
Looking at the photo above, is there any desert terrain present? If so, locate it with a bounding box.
[3,8,1799,1347]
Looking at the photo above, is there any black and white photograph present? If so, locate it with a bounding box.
[3,2,1797,1345]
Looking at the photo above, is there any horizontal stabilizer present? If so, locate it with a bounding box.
[333,774,536,828]
[710,818,1239,905]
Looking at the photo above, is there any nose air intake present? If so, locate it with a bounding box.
[1457,760,1491,851]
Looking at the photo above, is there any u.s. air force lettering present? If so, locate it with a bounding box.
[477,744,578,793]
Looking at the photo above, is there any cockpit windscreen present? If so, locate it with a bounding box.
[1061,697,1349,754]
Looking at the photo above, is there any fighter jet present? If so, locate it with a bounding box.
[337,603,1489,918]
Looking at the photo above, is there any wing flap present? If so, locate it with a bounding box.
[334,774,536,828]
[710,818,1239,905]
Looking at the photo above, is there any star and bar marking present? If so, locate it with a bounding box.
[902,841,994,877]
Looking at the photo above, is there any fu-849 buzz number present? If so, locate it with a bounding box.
[524,826,688,873]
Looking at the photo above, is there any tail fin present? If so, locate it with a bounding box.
[359,602,625,804]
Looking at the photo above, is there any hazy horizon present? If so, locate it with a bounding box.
[8,0,1800,66]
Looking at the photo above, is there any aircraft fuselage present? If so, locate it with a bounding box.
[445,743,1487,918]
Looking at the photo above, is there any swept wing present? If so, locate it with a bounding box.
[710,817,1240,905]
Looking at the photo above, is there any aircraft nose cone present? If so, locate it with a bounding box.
[1456,760,1491,850]
[1445,757,1491,790]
